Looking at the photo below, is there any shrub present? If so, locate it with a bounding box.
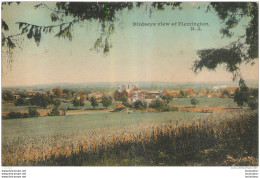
[28,108,40,117]
[48,107,60,116]
[248,98,258,110]
[149,99,169,111]
[119,96,131,107]
[4,111,23,119]
[133,100,147,110]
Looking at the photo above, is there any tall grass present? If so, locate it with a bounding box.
[2,110,258,166]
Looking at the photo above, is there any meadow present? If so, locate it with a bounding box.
[169,97,239,107]
[2,111,203,143]
[2,109,258,166]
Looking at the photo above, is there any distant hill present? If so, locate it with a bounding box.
[3,80,258,90]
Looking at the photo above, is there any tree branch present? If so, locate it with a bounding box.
[15,19,79,29]
[35,3,66,14]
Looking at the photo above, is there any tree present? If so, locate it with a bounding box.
[72,98,80,109]
[162,94,173,104]
[192,2,258,90]
[79,96,85,107]
[52,88,62,97]
[1,1,181,69]
[2,91,14,101]
[178,90,187,98]
[65,91,73,100]
[101,96,113,109]
[133,100,147,110]
[90,97,99,109]
[234,80,249,108]
[247,88,258,110]
[191,98,199,108]
[222,89,231,97]
[15,98,26,106]
[119,96,131,107]
[29,93,52,109]
[52,99,61,107]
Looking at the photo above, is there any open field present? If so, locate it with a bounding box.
[2,111,204,141]
[169,97,239,107]
[2,109,258,166]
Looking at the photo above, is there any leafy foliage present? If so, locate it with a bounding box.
[133,100,147,110]
[28,108,40,117]
[48,107,60,116]
[210,2,258,59]
[118,96,131,107]
[162,94,173,104]
[2,91,15,101]
[72,98,80,109]
[15,98,28,106]
[149,99,169,111]
[101,96,113,109]
[191,98,199,107]
[90,96,99,109]
[234,79,249,108]
[193,2,258,84]
[29,93,52,109]
[2,2,182,56]
[193,46,243,74]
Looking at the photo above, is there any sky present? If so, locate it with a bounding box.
[1,2,258,87]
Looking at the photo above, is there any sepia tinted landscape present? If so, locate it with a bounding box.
[1,2,258,166]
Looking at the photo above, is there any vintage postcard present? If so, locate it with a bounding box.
[1,1,258,175]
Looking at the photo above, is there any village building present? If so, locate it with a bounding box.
[144,91,162,99]
[113,84,143,102]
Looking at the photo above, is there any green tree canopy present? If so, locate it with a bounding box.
[191,98,199,107]
[90,96,99,109]
[101,96,113,109]
[162,94,173,104]
[72,98,80,109]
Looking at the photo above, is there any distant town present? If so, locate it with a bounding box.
[2,83,257,119]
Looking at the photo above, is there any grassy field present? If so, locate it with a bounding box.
[169,97,239,107]
[2,110,258,166]
[2,111,203,141]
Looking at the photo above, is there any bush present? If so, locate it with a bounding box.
[4,111,23,119]
[119,96,131,107]
[133,100,147,110]
[48,107,60,116]
[28,108,40,117]
[247,98,258,110]
[149,99,170,111]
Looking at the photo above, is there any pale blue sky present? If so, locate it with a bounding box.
[2,2,258,86]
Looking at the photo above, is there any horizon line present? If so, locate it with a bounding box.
[2,80,258,88]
